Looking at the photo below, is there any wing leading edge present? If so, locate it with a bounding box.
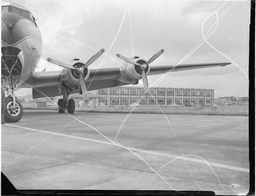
[148,62,231,75]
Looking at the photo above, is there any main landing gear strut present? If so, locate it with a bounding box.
[57,90,75,114]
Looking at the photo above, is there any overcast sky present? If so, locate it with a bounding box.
[10,0,250,97]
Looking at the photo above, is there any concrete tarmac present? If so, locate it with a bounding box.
[1,110,249,195]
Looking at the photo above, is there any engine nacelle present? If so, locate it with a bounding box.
[61,61,90,86]
[123,57,150,81]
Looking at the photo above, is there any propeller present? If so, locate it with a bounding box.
[116,49,164,93]
[47,48,105,99]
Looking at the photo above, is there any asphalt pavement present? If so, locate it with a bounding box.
[1,110,249,195]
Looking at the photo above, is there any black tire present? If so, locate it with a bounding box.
[58,99,66,113]
[67,99,75,114]
[4,96,23,123]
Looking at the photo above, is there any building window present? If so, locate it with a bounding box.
[167,90,174,96]
[157,89,165,96]
[206,91,213,97]
[130,88,137,96]
[130,97,139,105]
[191,98,198,105]
[120,88,129,96]
[110,88,120,95]
[148,97,156,105]
[191,90,197,96]
[139,88,144,96]
[137,88,142,96]
[167,98,174,105]
[199,90,205,97]
[149,89,157,96]
[110,97,119,105]
[175,89,182,96]
[157,98,165,105]
[139,97,147,105]
[183,98,190,106]
[120,97,129,105]
[206,98,212,105]
[99,89,108,95]
[183,90,190,97]
[175,98,182,105]
[198,98,205,106]
[99,97,107,106]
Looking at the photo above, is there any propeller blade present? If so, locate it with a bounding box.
[47,58,74,70]
[147,49,164,65]
[84,48,105,68]
[142,70,149,93]
[79,74,88,98]
[116,54,140,66]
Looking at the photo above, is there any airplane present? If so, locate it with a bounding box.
[1,2,231,123]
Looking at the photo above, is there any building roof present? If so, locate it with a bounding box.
[101,86,214,91]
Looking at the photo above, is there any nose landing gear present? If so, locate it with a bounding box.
[4,95,23,123]
[2,47,24,123]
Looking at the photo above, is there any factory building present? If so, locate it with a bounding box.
[98,87,214,107]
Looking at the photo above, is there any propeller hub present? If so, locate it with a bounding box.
[141,64,147,70]
[78,67,84,75]
[136,59,148,70]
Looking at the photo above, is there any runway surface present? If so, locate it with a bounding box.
[2,110,249,195]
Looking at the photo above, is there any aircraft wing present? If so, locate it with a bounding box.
[24,68,126,99]
[24,62,230,99]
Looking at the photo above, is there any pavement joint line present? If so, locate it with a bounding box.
[4,124,249,173]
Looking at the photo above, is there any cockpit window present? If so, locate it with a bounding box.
[2,6,8,13]
[9,6,33,20]
[9,6,21,15]
[2,5,37,27]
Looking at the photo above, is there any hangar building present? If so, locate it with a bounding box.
[97,87,214,107]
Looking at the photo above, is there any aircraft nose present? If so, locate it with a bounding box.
[7,23,14,32]
[1,12,35,45]
[2,12,20,31]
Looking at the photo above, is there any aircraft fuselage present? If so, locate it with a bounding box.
[1,3,42,88]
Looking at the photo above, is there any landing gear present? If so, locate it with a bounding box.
[57,98,75,114]
[57,87,76,114]
[2,47,24,123]
[58,99,66,113]
[68,99,75,114]
[4,96,23,123]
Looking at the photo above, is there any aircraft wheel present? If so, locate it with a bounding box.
[4,96,23,123]
[58,99,66,113]
[67,99,75,114]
